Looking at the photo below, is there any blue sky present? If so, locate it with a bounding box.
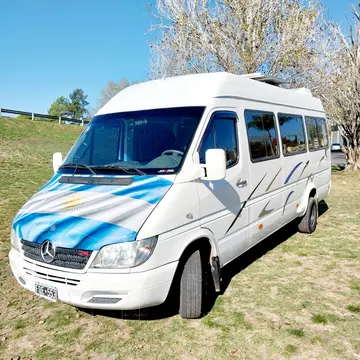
[0,0,355,114]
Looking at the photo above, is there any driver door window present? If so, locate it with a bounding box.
[199,111,238,168]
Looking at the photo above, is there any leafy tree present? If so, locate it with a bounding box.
[48,96,70,118]
[48,89,89,120]
[67,89,89,119]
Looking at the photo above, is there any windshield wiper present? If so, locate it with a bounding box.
[59,163,97,175]
[92,164,147,176]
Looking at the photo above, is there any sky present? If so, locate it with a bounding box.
[0,0,356,114]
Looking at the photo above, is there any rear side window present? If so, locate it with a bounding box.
[305,117,329,150]
[316,118,329,147]
[199,111,238,168]
[245,110,279,162]
[278,114,306,155]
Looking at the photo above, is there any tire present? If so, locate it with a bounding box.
[179,249,203,319]
[298,196,318,233]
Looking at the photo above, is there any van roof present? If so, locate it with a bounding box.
[97,72,324,115]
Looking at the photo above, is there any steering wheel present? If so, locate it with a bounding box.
[161,149,184,157]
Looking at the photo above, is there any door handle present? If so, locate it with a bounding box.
[236,179,247,188]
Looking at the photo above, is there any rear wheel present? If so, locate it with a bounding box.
[298,196,318,233]
[179,249,203,319]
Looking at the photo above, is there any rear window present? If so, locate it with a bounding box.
[305,117,329,150]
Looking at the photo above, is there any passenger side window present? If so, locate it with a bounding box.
[199,112,238,168]
[278,114,306,155]
[245,110,279,162]
[305,117,329,150]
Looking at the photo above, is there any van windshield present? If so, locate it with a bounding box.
[62,107,205,175]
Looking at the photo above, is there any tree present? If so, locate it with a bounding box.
[313,5,360,170]
[93,78,130,114]
[48,89,89,120]
[149,0,331,85]
[67,89,89,119]
[48,96,70,118]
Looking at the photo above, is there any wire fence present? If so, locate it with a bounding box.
[0,108,90,126]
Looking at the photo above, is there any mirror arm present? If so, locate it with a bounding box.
[199,164,207,179]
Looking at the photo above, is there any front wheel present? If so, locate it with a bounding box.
[179,249,203,319]
[298,197,318,233]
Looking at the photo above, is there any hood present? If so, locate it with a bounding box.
[13,174,173,250]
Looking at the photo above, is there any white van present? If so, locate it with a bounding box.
[9,73,331,318]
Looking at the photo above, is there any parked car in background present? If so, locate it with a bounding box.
[331,143,342,151]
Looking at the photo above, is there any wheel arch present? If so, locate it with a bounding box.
[297,181,317,217]
[176,229,221,292]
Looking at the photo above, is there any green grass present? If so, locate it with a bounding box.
[45,309,76,329]
[13,318,27,330]
[286,328,305,337]
[347,305,360,313]
[311,314,339,324]
[350,279,360,292]
[0,116,359,360]
[55,327,82,345]
[284,344,298,354]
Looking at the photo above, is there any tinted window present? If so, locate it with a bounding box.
[63,107,204,175]
[278,114,306,155]
[305,117,328,150]
[316,118,329,147]
[245,110,279,161]
[92,124,122,165]
[199,112,238,168]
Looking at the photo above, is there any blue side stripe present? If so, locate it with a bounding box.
[284,162,302,184]
[13,212,136,250]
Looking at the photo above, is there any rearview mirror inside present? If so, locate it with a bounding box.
[52,152,63,173]
[201,149,226,181]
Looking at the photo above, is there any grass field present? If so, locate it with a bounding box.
[0,117,359,360]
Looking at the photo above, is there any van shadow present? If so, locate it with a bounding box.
[202,178,241,215]
[81,200,329,321]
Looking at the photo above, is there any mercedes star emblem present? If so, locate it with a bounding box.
[41,240,56,263]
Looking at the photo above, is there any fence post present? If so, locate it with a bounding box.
[32,113,34,121]
[81,119,84,126]
[59,116,61,124]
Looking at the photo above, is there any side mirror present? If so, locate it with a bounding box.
[202,149,226,181]
[52,152,63,173]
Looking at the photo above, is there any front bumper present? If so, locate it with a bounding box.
[9,249,178,310]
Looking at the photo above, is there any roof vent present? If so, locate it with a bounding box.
[241,73,288,86]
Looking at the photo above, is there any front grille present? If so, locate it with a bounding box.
[21,240,92,270]
[23,267,80,286]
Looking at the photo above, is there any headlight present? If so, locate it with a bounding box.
[11,228,20,251]
[91,237,157,269]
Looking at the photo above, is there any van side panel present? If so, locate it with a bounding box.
[231,102,330,256]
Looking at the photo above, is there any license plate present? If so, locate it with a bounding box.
[35,283,58,302]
